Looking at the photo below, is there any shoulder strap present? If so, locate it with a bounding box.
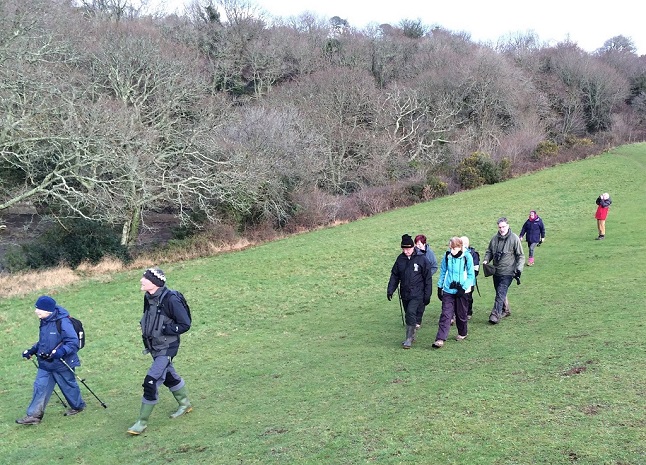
[445,250,467,270]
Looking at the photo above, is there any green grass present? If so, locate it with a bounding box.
[2,144,645,464]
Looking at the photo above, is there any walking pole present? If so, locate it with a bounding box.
[31,358,68,408]
[397,287,405,327]
[60,359,108,408]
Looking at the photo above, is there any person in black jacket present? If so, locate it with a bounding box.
[128,268,192,435]
[519,210,545,266]
[387,234,433,349]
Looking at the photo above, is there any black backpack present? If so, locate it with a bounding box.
[56,316,86,349]
[160,289,192,325]
[468,247,480,267]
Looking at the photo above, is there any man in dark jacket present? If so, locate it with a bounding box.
[387,234,433,348]
[482,218,525,324]
[128,268,192,435]
[17,296,85,425]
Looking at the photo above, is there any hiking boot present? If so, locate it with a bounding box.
[64,408,84,416]
[456,334,468,341]
[501,309,511,318]
[170,386,193,419]
[402,325,415,349]
[127,403,155,435]
[432,340,444,348]
[596,235,604,240]
[527,257,534,266]
[488,313,499,324]
[16,415,41,425]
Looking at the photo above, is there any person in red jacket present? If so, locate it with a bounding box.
[595,193,612,240]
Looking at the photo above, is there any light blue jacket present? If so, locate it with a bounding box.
[437,250,475,294]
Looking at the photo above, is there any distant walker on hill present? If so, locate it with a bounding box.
[595,192,612,240]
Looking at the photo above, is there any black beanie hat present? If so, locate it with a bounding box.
[143,268,166,287]
[400,234,415,248]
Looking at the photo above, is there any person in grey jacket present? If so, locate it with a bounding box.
[482,218,525,324]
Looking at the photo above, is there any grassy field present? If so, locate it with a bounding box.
[1,143,645,464]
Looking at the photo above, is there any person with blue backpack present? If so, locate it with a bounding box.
[128,267,193,435]
[17,295,86,425]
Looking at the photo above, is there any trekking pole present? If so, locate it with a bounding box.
[397,287,405,327]
[60,359,108,408]
[31,358,68,408]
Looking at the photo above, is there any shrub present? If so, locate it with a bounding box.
[1,245,28,273]
[20,218,130,269]
[422,175,449,200]
[533,140,559,160]
[564,136,594,147]
[457,165,485,189]
[456,152,509,189]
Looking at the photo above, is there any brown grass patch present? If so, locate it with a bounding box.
[0,266,81,298]
[0,237,259,298]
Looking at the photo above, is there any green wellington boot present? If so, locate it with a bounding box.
[127,403,155,435]
[170,386,193,419]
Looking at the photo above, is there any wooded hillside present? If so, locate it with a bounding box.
[1,0,645,269]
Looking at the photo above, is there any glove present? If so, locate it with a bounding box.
[514,270,522,279]
[437,288,443,301]
[22,348,36,360]
[474,269,479,277]
[387,293,393,301]
[423,297,430,306]
[49,349,64,360]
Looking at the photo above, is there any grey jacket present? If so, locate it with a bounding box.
[483,230,525,277]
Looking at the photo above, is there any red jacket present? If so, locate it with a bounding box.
[595,196,612,220]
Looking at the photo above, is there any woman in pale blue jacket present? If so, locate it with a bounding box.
[432,237,475,348]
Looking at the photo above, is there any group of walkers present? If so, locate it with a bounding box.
[387,191,611,350]
[17,268,192,436]
[387,213,542,349]
[15,193,611,433]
